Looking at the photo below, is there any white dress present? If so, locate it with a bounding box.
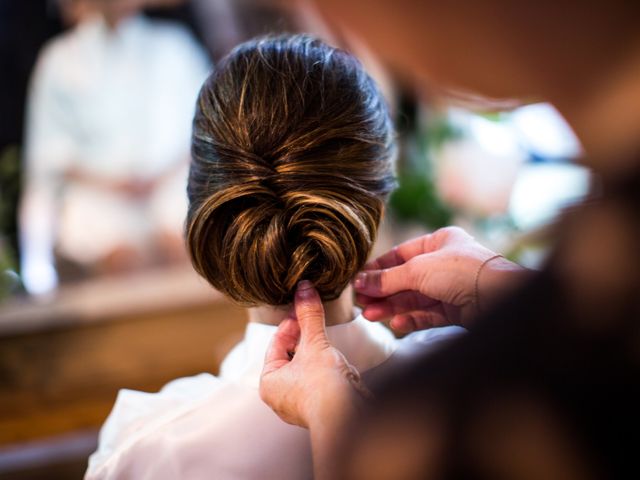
[86,315,464,479]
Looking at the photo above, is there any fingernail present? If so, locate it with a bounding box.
[354,272,367,290]
[296,280,315,299]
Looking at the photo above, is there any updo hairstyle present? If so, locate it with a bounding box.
[186,34,396,306]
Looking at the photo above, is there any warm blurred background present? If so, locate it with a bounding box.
[0,0,589,478]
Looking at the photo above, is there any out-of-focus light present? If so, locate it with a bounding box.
[511,103,582,159]
[468,115,521,157]
[509,163,590,231]
[436,110,527,216]
[21,259,58,296]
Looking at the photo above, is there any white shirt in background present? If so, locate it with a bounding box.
[21,14,210,294]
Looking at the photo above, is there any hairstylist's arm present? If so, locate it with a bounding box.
[355,227,531,332]
[260,281,365,480]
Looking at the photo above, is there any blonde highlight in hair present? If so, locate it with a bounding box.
[187,35,396,306]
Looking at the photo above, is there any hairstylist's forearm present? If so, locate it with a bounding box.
[308,395,359,480]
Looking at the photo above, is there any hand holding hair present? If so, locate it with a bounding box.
[354,226,529,332]
[260,281,367,479]
[260,280,366,427]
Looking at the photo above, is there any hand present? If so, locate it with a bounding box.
[354,226,526,332]
[260,281,365,428]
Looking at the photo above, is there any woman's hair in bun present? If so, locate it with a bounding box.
[186,34,396,306]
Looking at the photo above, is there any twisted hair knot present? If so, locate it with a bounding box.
[187,35,396,306]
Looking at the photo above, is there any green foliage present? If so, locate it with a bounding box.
[388,104,457,230]
[0,237,19,301]
[0,146,21,300]
[389,173,452,228]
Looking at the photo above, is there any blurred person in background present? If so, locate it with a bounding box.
[20,0,209,294]
[259,1,640,479]
[85,35,463,479]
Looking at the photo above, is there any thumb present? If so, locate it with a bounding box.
[294,280,329,348]
[353,261,416,298]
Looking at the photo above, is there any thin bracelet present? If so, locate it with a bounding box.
[474,254,503,315]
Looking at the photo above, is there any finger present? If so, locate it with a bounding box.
[389,313,418,334]
[294,280,328,347]
[356,292,413,307]
[363,234,434,271]
[363,226,475,272]
[354,263,415,298]
[263,318,300,374]
[360,291,440,321]
[390,306,448,333]
[355,292,377,306]
[364,245,405,270]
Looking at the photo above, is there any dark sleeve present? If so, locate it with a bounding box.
[358,267,640,479]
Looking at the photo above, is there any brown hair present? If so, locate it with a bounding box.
[186,35,395,306]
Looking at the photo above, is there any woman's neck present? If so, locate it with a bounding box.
[248,285,356,326]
